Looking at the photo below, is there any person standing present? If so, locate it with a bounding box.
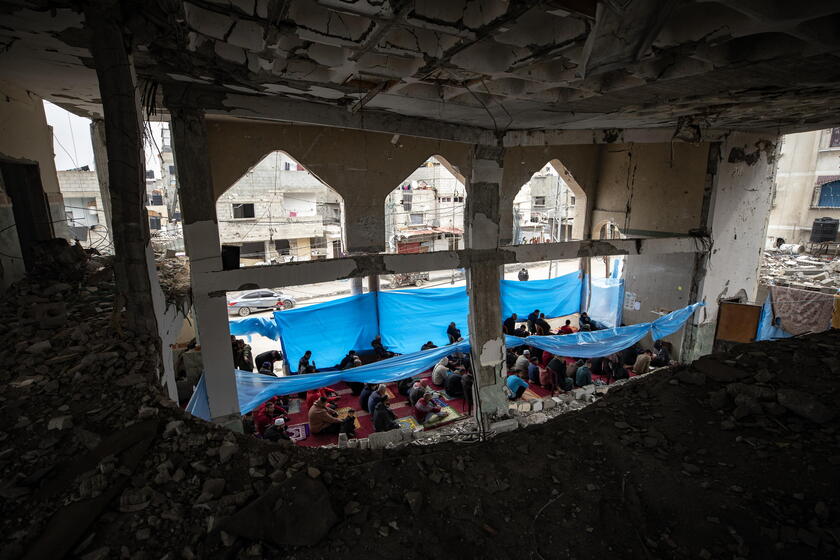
[527,309,540,335]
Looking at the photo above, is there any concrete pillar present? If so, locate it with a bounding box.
[350,276,364,295]
[167,100,240,425]
[683,132,780,360]
[89,119,114,245]
[86,0,160,347]
[367,274,380,293]
[465,144,509,429]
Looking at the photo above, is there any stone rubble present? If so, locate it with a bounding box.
[760,250,840,292]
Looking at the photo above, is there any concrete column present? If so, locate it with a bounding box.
[367,274,380,293]
[465,144,508,429]
[86,1,161,348]
[167,100,240,425]
[89,119,114,244]
[683,132,780,360]
[350,276,364,295]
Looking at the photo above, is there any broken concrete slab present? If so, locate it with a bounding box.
[490,419,518,433]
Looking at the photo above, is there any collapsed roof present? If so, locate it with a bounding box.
[2,0,840,133]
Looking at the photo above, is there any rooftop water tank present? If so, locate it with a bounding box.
[810,217,839,243]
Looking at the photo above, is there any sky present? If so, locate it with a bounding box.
[43,100,164,174]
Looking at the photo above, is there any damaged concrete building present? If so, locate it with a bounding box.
[1,0,840,557]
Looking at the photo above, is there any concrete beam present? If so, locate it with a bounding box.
[502,128,733,147]
[196,236,708,295]
[201,91,497,145]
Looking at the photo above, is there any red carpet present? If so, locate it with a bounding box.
[276,371,470,448]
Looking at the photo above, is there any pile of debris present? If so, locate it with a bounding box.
[155,252,191,309]
[1,262,839,559]
[761,250,840,293]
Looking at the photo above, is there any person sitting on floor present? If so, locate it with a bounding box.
[513,349,531,374]
[254,401,282,436]
[421,340,438,351]
[444,370,464,398]
[397,376,416,397]
[373,395,400,432]
[432,357,453,386]
[591,356,604,377]
[633,349,653,375]
[621,342,642,366]
[339,350,358,370]
[651,340,671,367]
[558,319,574,335]
[527,355,542,384]
[409,379,430,407]
[367,384,388,415]
[308,396,346,435]
[575,359,593,387]
[414,393,445,424]
[566,358,579,381]
[535,313,552,335]
[505,371,529,400]
[447,322,462,343]
[372,336,395,360]
[506,349,518,369]
[242,411,256,436]
[263,417,292,443]
[359,383,375,412]
[541,349,553,367]
[297,350,314,374]
[341,409,357,438]
[254,350,282,373]
[503,313,518,335]
[538,358,554,391]
[513,324,530,337]
[549,355,572,392]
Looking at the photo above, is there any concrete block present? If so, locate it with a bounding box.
[555,394,573,404]
[368,429,404,449]
[227,19,266,51]
[490,419,518,434]
[542,397,556,410]
[530,399,544,412]
[517,402,531,413]
[337,433,348,449]
[358,438,370,449]
[572,388,586,400]
[399,428,414,442]
[516,416,529,428]
[346,438,359,449]
[184,3,233,39]
[530,412,548,424]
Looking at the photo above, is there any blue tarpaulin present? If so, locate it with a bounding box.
[500,271,582,319]
[273,292,379,369]
[588,276,624,328]
[511,302,704,359]
[185,340,471,420]
[187,302,703,420]
[756,295,793,341]
[229,316,280,340]
[378,286,469,354]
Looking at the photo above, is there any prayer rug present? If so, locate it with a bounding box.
[286,398,301,414]
[396,416,421,430]
[287,423,310,442]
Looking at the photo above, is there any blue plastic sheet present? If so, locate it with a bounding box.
[515,302,704,358]
[229,316,280,340]
[588,277,624,328]
[188,303,702,421]
[501,271,582,319]
[756,295,792,341]
[273,293,379,370]
[378,286,469,354]
[185,340,471,420]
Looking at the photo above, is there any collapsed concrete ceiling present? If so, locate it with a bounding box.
[2,0,840,133]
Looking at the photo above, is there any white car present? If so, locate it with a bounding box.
[227,289,296,317]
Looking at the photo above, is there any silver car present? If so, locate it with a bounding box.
[227,289,296,317]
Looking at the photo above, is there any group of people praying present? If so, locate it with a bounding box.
[236,307,673,446]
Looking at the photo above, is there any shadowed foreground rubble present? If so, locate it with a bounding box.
[1,267,839,560]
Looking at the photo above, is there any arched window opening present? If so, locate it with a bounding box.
[216,151,345,267]
[512,161,581,245]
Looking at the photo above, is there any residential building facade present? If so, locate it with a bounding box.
[513,165,576,244]
[767,128,840,246]
[216,151,343,263]
[384,157,465,253]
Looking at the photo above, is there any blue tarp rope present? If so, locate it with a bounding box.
[186,302,704,420]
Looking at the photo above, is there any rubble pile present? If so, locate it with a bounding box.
[154,253,191,309]
[761,250,840,292]
[1,262,839,559]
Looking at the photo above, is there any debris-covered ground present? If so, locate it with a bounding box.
[761,249,840,292]
[1,262,839,559]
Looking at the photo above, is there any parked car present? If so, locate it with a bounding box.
[227,289,296,317]
[390,272,430,288]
